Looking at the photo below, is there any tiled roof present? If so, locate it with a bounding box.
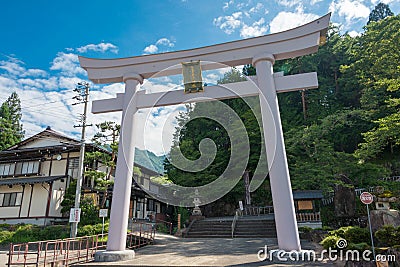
[292,190,323,200]
[0,175,67,186]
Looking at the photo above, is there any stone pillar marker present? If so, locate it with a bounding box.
[95,73,143,261]
[253,53,301,251]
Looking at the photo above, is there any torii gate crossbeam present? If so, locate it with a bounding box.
[79,13,330,262]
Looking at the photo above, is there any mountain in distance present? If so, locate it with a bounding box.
[134,148,166,174]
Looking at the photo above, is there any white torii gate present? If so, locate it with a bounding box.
[79,14,330,261]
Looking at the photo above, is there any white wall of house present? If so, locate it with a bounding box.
[29,184,48,217]
[49,179,65,217]
[20,185,31,216]
[20,138,67,149]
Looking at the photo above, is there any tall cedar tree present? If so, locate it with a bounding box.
[0,92,24,150]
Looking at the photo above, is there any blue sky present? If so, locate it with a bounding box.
[1,0,399,155]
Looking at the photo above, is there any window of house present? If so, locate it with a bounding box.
[0,163,16,176]
[148,199,155,211]
[14,161,40,175]
[68,158,80,178]
[1,192,23,207]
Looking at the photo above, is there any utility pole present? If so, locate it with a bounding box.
[71,81,92,238]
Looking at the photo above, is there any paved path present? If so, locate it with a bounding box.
[77,234,343,267]
[0,251,7,266]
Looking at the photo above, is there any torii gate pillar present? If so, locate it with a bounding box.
[253,53,300,251]
[95,74,142,261]
[107,73,142,251]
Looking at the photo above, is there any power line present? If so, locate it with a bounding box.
[22,99,75,110]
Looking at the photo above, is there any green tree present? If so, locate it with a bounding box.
[0,92,24,150]
[354,15,400,161]
[91,121,120,180]
[368,3,394,24]
[84,121,120,208]
[165,68,267,208]
[60,180,77,215]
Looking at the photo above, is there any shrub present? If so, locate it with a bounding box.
[346,242,370,252]
[343,226,370,244]
[375,225,400,247]
[0,231,13,244]
[156,223,170,234]
[320,235,341,249]
[80,198,101,225]
[77,222,109,237]
[10,224,40,243]
[328,226,370,244]
[298,226,313,233]
[38,225,69,240]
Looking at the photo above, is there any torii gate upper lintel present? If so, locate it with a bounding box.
[79,13,330,261]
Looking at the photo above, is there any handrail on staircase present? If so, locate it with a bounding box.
[237,206,274,216]
[231,210,239,238]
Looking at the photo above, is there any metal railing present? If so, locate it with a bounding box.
[237,206,274,216]
[8,222,155,266]
[231,210,239,238]
[380,176,400,182]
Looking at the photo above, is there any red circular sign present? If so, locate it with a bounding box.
[360,192,374,205]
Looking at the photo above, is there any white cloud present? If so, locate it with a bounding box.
[50,52,86,77]
[270,10,319,33]
[329,0,370,23]
[275,0,302,7]
[0,57,25,76]
[223,0,234,11]
[58,76,82,90]
[138,105,184,155]
[348,30,361,37]
[1,57,49,79]
[213,12,243,34]
[23,69,48,77]
[143,38,175,54]
[143,44,158,54]
[240,18,268,38]
[371,0,394,4]
[76,42,118,54]
[310,0,323,4]
[156,38,175,47]
[249,3,264,13]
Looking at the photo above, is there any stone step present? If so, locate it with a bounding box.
[186,235,232,238]
[186,218,277,238]
[234,234,277,238]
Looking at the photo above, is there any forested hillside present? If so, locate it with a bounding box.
[165,11,400,206]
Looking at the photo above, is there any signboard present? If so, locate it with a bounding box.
[181,61,203,93]
[69,208,81,223]
[360,192,374,205]
[239,200,244,211]
[99,209,108,218]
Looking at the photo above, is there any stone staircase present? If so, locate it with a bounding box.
[234,218,277,238]
[185,216,277,238]
[185,218,232,238]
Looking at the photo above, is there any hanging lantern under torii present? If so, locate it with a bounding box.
[181,60,204,93]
